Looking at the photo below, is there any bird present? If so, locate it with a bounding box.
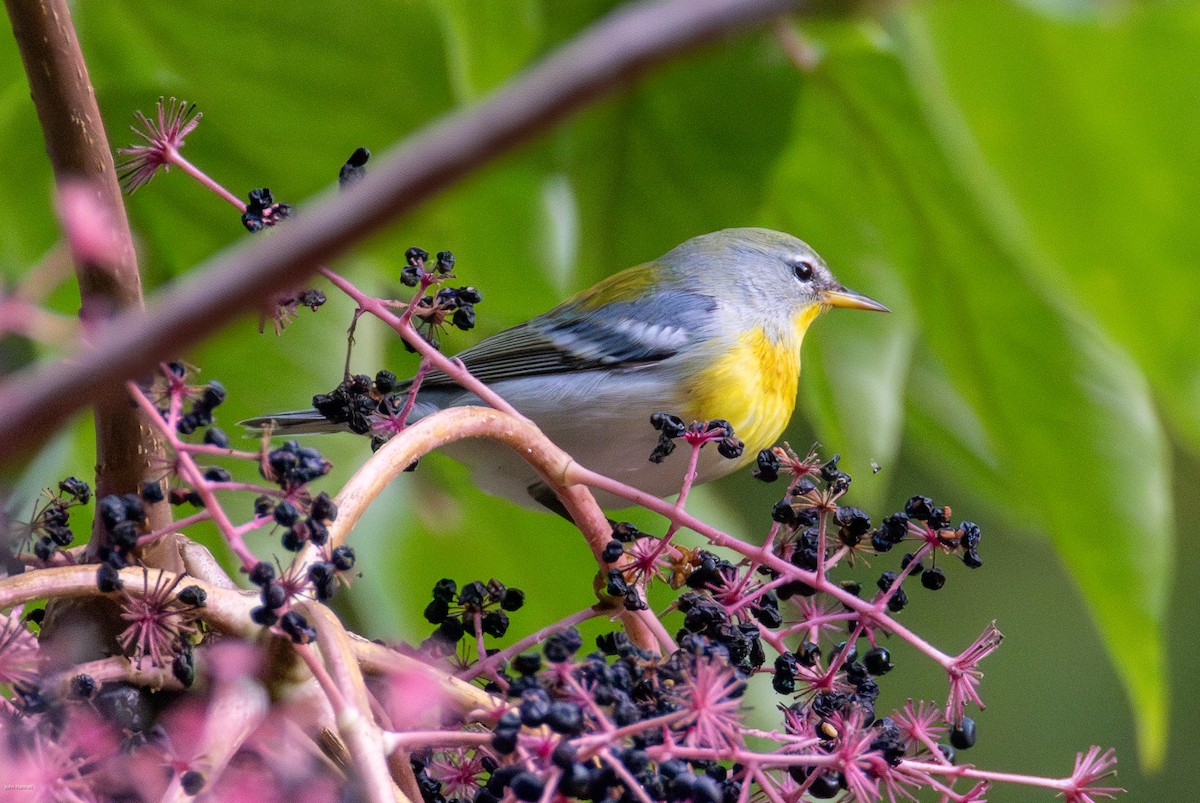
[243,228,887,511]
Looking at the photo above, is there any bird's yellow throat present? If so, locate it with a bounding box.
[684,304,822,457]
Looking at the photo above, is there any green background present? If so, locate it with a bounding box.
[2,0,1197,799]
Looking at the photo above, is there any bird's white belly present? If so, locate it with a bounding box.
[417,369,744,509]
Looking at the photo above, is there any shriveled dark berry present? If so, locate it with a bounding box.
[331,545,356,571]
[543,628,582,663]
[513,653,541,676]
[98,495,126,529]
[432,578,457,601]
[458,581,487,607]
[70,674,97,699]
[546,701,584,735]
[500,588,525,611]
[796,640,821,667]
[273,500,299,526]
[338,147,370,189]
[34,538,55,561]
[807,770,844,798]
[180,770,205,795]
[482,611,509,637]
[611,522,640,542]
[601,540,625,563]
[950,716,977,749]
[717,436,744,460]
[260,581,287,610]
[960,521,982,550]
[309,562,337,601]
[97,563,122,592]
[140,481,165,503]
[510,772,543,802]
[58,476,91,502]
[249,561,275,586]
[771,499,797,525]
[606,568,629,597]
[863,647,893,675]
[904,495,936,521]
[173,648,195,688]
[921,566,947,590]
[177,585,207,608]
[310,492,338,522]
[280,611,316,644]
[650,412,687,438]
[753,449,780,482]
[281,527,305,552]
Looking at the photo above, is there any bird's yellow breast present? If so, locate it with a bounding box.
[683,305,821,457]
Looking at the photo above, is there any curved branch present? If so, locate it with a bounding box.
[312,405,658,650]
[0,0,806,464]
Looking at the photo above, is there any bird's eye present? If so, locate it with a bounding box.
[791,259,814,282]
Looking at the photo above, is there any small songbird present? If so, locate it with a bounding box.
[244,228,887,511]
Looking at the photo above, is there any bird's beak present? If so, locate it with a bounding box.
[822,286,890,312]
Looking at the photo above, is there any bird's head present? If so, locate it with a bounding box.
[663,228,888,337]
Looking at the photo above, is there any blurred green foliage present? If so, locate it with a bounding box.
[2,0,1197,797]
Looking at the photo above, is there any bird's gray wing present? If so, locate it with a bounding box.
[418,288,717,389]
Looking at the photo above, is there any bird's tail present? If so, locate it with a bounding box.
[239,409,346,436]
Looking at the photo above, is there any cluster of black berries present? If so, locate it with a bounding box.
[22,477,91,565]
[91,493,152,589]
[675,591,767,671]
[247,561,310,642]
[313,372,390,435]
[757,449,983,597]
[241,187,292,232]
[396,246,484,349]
[421,579,525,657]
[687,549,783,626]
[648,414,744,464]
[156,364,227,438]
[400,246,456,287]
[420,631,758,803]
[308,544,356,601]
[254,488,338,553]
[338,147,370,190]
[409,285,483,343]
[870,495,983,580]
[261,440,332,489]
[599,523,651,611]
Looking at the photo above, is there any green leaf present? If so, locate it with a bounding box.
[761,17,1171,765]
[918,0,1200,459]
[559,31,800,281]
[428,0,545,102]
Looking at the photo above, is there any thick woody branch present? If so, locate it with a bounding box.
[0,0,805,464]
[4,0,176,561]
